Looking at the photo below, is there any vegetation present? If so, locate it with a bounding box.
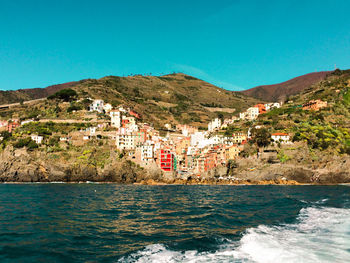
[48,89,77,102]
[250,128,271,148]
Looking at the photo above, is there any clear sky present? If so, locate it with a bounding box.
[1,0,350,91]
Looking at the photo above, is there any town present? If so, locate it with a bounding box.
[0,95,329,179]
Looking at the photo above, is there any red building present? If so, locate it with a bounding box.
[204,151,217,171]
[158,149,174,172]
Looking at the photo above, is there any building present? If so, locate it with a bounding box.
[246,107,260,120]
[190,132,205,147]
[158,149,175,172]
[116,132,136,150]
[176,124,198,136]
[89,99,104,113]
[240,107,260,120]
[225,144,240,160]
[208,118,222,132]
[110,110,121,128]
[115,129,146,150]
[211,135,223,145]
[254,104,267,114]
[122,116,138,131]
[31,135,43,144]
[103,103,113,113]
[271,133,290,144]
[264,102,281,111]
[232,132,247,144]
[302,100,328,111]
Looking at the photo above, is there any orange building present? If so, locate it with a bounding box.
[254,104,267,114]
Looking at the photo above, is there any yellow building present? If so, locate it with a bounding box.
[232,132,247,144]
[225,145,241,161]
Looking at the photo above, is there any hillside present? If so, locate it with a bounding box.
[241,71,330,102]
[250,68,350,153]
[0,81,80,105]
[0,73,260,129]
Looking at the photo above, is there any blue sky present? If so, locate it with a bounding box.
[1,0,350,91]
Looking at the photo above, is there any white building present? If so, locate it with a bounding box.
[89,99,104,113]
[208,118,222,132]
[116,132,136,150]
[271,133,290,144]
[246,107,259,120]
[103,103,113,113]
[211,135,224,145]
[110,110,121,128]
[190,132,205,146]
[264,102,281,111]
[140,142,154,162]
[31,135,43,144]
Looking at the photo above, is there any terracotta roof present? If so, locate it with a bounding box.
[272,133,288,136]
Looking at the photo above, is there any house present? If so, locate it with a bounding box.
[110,110,121,128]
[89,99,104,113]
[271,133,290,144]
[190,132,205,147]
[232,132,247,144]
[116,132,136,150]
[140,142,154,163]
[103,103,113,113]
[302,100,328,111]
[158,149,175,172]
[176,124,198,136]
[122,116,138,131]
[246,107,260,120]
[254,104,267,114]
[225,144,241,160]
[264,102,281,111]
[240,107,260,120]
[208,118,222,132]
[31,135,43,144]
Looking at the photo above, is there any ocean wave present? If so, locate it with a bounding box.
[120,206,350,263]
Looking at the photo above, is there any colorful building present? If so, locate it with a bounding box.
[158,149,175,172]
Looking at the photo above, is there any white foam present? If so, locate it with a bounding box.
[120,206,350,263]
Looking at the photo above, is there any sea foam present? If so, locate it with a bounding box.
[120,206,350,263]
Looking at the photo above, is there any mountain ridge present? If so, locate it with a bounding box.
[241,71,331,102]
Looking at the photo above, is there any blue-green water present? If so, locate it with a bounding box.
[0,184,349,262]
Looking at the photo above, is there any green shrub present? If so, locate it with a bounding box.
[48,89,77,102]
[13,138,38,150]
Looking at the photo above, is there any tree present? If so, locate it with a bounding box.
[48,89,77,102]
[217,113,224,122]
[226,159,238,176]
[251,128,271,148]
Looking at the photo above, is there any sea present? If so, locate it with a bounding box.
[0,184,349,263]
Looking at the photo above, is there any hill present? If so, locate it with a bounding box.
[241,71,330,102]
[0,73,260,129]
[0,81,80,105]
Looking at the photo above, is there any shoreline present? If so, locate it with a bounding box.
[1,180,349,186]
